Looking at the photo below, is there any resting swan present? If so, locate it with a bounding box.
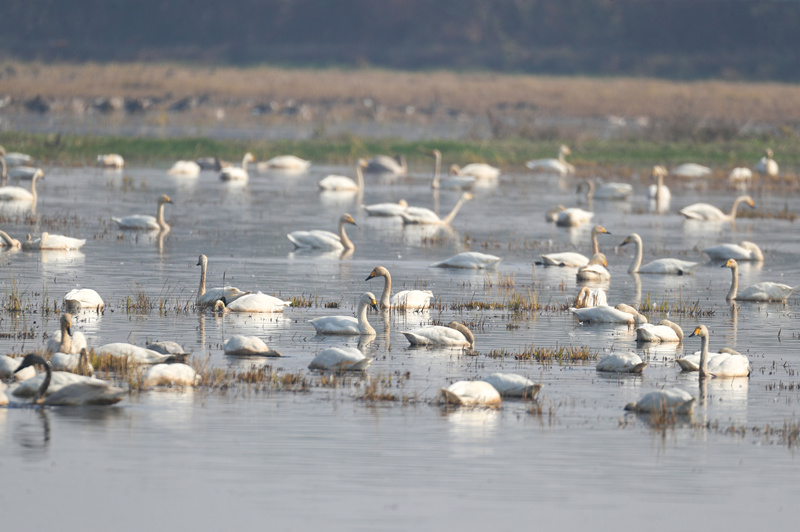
[624,388,694,414]
[195,254,250,306]
[684,324,751,377]
[636,319,683,342]
[435,381,502,407]
[308,347,372,371]
[309,292,379,335]
[143,364,198,387]
[362,199,408,217]
[288,213,357,251]
[400,192,472,226]
[754,148,779,178]
[96,343,186,365]
[213,292,291,313]
[555,207,593,227]
[429,150,475,190]
[112,194,172,231]
[577,179,632,201]
[97,154,124,169]
[45,313,88,355]
[14,354,125,405]
[647,165,671,206]
[258,155,310,171]
[576,253,610,281]
[64,288,104,311]
[0,147,33,167]
[23,232,86,251]
[724,259,794,301]
[451,162,500,180]
[482,373,540,398]
[0,354,35,380]
[50,347,94,375]
[318,159,366,191]
[620,233,701,275]
[431,252,501,269]
[0,169,43,202]
[676,347,744,373]
[220,152,255,181]
[167,160,201,176]
[525,145,575,176]
[596,352,647,373]
[704,241,763,262]
[672,163,711,178]
[570,304,646,325]
[365,266,433,310]
[401,321,475,348]
[678,195,755,222]
[365,154,407,175]
[223,335,283,357]
[539,225,610,267]
[573,287,608,308]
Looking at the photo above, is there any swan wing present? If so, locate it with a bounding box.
[401,326,469,346]
[389,290,434,310]
[113,215,160,230]
[482,373,540,397]
[570,306,633,324]
[678,203,726,221]
[594,183,633,200]
[596,352,646,373]
[540,252,589,267]
[0,186,33,201]
[431,252,501,269]
[737,282,795,301]
[318,175,358,191]
[227,292,291,312]
[308,347,370,371]
[287,230,343,250]
[44,380,126,405]
[144,363,198,386]
[436,381,501,406]
[459,163,500,180]
[309,316,360,335]
[638,259,700,275]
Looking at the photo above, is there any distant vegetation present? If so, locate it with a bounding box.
[1,0,799,81]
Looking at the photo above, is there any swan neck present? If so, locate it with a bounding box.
[157,201,169,231]
[441,196,466,225]
[591,226,600,255]
[699,333,710,377]
[729,197,745,220]
[30,174,39,203]
[628,235,642,274]
[431,152,441,189]
[59,320,72,353]
[727,264,738,300]
[0,230,20,248]
[356,165,364,190]
[198,260,207,298]
[379,272,391,310]
[36,360,52,403]
[0,158,6,186]
[655,173,664,203]
[357,299,376,334]
[241,153,249,168]
[338,219,354,250]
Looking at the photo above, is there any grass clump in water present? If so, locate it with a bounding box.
[486,343,597,363]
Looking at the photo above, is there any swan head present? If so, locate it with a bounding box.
[447,321,475,348]
[741,195,755,209]
[14,353,49,374]
[620,234,638,247]
[586,253,607,267]
[196,254,208,267]
[651,165,668,178]
[62,312,74,336]
[573,287,591,308]
[398,199,408,208]
[158,194,173,206]
[244,152,256,164]
[357,158,368,168]
[365,266,389,282]
[723,258,738,270]
[593,225,611,237]
[765,148,773,158]
[340,213,356,226]
[428,149,442,159]
[688,324,708,339]
[739,241,763,261]
[461,192,473,202]
[360,292,379,312]
[559,145,571,156]
[449,164,462,176]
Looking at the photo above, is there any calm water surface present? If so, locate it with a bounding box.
[1,161,799,530]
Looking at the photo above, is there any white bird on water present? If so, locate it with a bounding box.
[525,145,575,176]
[309,292,379,335]
[112,194,173,231]
[365,266,433,310]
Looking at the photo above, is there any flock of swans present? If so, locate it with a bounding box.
[0,142,794,414]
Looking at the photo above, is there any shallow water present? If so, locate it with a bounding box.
[1,162,800,530]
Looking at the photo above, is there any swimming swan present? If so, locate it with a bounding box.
[220,152,255,181]
[451,162,500,180]
[570,304,645,325]
[22,232,86,251]
[400,192,472,225]
[318,159,367,191]
[636,319,683,342]
[362,199,408,217]
[431,252,501,269]
[754,148,779,178]
[213,292,291,313]
[309,292,379,335]
[703,241,763,262]
[647,165,671,205]
[482,373,540,398]
[684,324,751,377]
[167,160,201,176]
[577,179,632,201]
[195,254,250,306]
[401,321,475,348]
[0,147,33,167]
[678,195,755,222]
[308,347,373,371]
[365,154,407,175]
[576,253,611,281]
[288,213,357,251]
[96,343,185,365]
[555,207,593,227]
[672,163,711,178]
[97,154,124,169]
[223,335,283,357]
[539,225,610,267]
[45,313,88,355]
[724,259,794,302]
[258,155,310,171]
[0,355,35,380]
[112,194,172,231]
[64,288,104,311]
[596,352,647,373]
[435,380,502,407]
[525,145,575,176]
[365,266,434,310]
[14,354,125,405]
[620,233,701,275]
[0,169,43,202]
[624,388,694,414]
[144,363,199,387]
[429,150,475,190]
[50,347,94,376]
[0,229,21,248]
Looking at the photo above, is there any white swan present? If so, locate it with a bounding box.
[318,159,366,191]
[429,150,475,190]
[365,266,433,310]
[647,165,671,205]
[0,169,43,202]
[431,252,501,269]
[0,147,33,167]
[596,352,647,373]
[0,355,35,380]
[624,388,694,414]
[435,381,502,407]
[309,292,379,335]
[678,194,755,221]
[729,167,753,189]
[555,207,593,227]
[288,213,357,251]
[223,335,282,357]
[754,148,779,178]
[401,192,472,225]
[0,229,21,248]
[452,162,500,180]
[570,304,645,325]
[572,287,608,308]
[258,155,310,171]
[685,324,750,377]
[578,179,632,201]
[13,354,125,405]
[64,288,104,311]
[97,154,124,169]
[362,199,408,217]
[540,225,610,267]
[50,347,94,375]
[676,347,744,373]
[23,232,86,251]
[112,194,172,231]
[13,368,97,398]
[401,321,474,348]
[724,259,794,302]
[365,154,407,175]
[308,347,372,371]
[545,204,566,222]
[214,292,291,313]
[703,241,763,262]
[220,152,255,181]
[482,373,540,398]
[636,319,683,342]
[167,160,201,176]
[8,166,43,180]
[45,313,88,355]
[620,233,701,275]
[672,163,711,178]
[144,363,198,386]
[525,145,575,176]
[146,341,189,357]
[576,253,610,281]
[96,343,181,365]
[195,254,250,306]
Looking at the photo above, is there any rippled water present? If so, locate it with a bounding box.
[1,161,799,530]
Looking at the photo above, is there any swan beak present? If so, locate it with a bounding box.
[620,239,629,247]
[66,325,73,337]
[370,299,378,311]
[365,272,375,281]
[688,326,701,338]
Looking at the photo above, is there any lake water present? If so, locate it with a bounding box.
[1,160,799,530]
